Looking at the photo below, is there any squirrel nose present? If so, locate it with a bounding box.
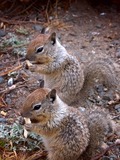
[20,110,32,118]
[26,51,36,61]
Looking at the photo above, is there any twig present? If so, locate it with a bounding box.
[112,114,120,120]
[0,96,7,107]
[91,142,120,160]
[0,18,42,25]
[25,150,47,160]
[0,57,25,65]
[16,0,37,16]
[5,0,16,14]
[45,0,50,23]
[0,80,28,95]
[0,64,22,77]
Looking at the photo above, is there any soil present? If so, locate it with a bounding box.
[0,0,120,159]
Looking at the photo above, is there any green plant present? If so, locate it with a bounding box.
[0,122,43,152]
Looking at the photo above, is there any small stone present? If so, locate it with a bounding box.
[0,118,7,123]
[5,97,12,105]
[33,25,43,31]
[96,24,102,28]
[0,29,6,37]
[7,77,14,86]
[91,32,100,36]
[112,40,119,46]
[49,16,54,20]
[102,95,111,101]
[101,142,108,149]
[102,156,110,160]
[115,104,120,109]
[116,49,120,58]
[115,139,120,144]
[1,111,7,116]
[115,104,120,112]
[0,76,4,84]
[92,50,96,54]
[81,45,86,49]
[110,154,117,160]
[8,85,16,91]
[79,107,86,112]
[95,84,104,93]
[107,141,113,145]
[100,13,106,16]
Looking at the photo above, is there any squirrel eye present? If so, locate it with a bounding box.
[33,104,41,110]
[36,46,44,53]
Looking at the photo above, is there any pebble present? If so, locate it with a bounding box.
[100,12,106,16]
[33,25,43,31]
[7,77,14,86]
[115,104,120,112]
[1,111,7,116]
[102,95,111,101]
[91,32,100,36]
[0,29,6,37]
[116,48,120,58]
[102,155,117,160]
[110,155,117,159]
[5,97,12,105]
[102,156,110,160]
[0,76,4,84]
[95,84,104,93]
[96,24,102,28]
[49,16,54,20]
[112,40,119,46]
[0,118,7,123]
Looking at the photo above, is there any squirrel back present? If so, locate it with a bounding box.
[26,32,119,107]
[20,86,115,160]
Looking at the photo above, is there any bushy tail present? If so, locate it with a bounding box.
[75,55,120,107]
[82,106,115,159]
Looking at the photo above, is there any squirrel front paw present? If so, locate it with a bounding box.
[24,123,33,132]
[24,60,36,72]
[19,117,25,125]
[29,65,36,72]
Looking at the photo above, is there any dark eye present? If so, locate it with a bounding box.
[36,46,44,53]
[33,104,41,110]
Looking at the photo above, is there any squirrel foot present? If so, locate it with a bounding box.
[24,123,33,132]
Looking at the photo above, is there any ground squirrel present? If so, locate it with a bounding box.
[26,32,119,107]
[20,84,115,160]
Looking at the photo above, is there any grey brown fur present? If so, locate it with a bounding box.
[26,32,119,107]
[21,88,115,160]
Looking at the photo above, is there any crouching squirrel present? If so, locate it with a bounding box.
[26,32,119,107]
[20,82,115,160]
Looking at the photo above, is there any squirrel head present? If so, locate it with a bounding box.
[27,33,49,61]
[20,80,50,123]
[20,82,60,125]
[26,32,64,64]
[21,86,68,126]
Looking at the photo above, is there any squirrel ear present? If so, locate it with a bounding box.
[39,79,44,88]
[47,89,56,103]
[49,32,56,45]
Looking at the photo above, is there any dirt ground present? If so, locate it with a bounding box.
[0,0,120,159]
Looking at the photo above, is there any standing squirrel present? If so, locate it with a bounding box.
[26,32,119,107]
[20,83,115,160]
